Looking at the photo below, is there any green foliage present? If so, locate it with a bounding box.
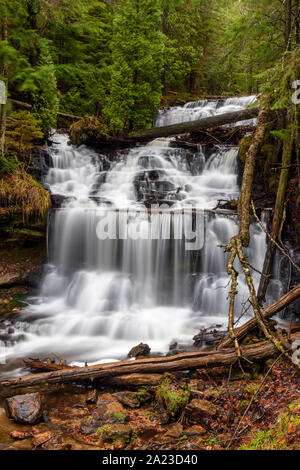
[0,153,21,174]
[5,111,43,153]
[155,375,190,416]
[103,0,165,133]
[31,39,59,133]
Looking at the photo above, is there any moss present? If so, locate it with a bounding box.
[155,375,190,417]
[238,135,253,163]
[244,383,259,397]
[137,387,152,403]
[111,412,127,422]
[238,400,250,413]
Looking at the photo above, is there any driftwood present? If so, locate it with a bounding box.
[129,107,259,140]
[8,98,82,121]
[219,284,300,349]
[1,331,299,398]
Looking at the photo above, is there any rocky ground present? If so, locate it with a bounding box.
[0,358,299,451]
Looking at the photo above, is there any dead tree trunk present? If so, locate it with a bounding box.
[1,332,299,398]
[128,107,259,141]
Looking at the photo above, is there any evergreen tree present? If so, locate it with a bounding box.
[104,0,165,133]
[31,38,59,133]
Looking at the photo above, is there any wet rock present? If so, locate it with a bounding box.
[30,148,51,182]
[113,391,140,409]
[128,342,151,358]
[79,394,129,435]
[98,423,132,446]
[164,422,183,438]
[185,399,217,421]
[0,272,29,288]
[4,393,44,425]
[10,430,33,440]
[27,267,46,290]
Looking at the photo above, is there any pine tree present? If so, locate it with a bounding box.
[31,38,59,134]
[104,0,165,133]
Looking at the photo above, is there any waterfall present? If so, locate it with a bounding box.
[0,96,281,369]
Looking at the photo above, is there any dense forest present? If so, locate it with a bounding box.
[0,0,300,454]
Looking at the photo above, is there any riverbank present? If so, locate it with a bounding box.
[0,356,299,450]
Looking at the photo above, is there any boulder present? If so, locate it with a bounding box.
[128,342,151,358]
[79,393,129,435]
[4,393,44,425]
[113,391,140,409]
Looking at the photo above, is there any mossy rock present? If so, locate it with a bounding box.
[155,374,190,418]
[98,424,132,447]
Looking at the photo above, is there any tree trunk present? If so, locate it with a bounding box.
[0,11,8,156]
[285,0,292,50]
[257,126,294,301]
[295,0,300,45]
[1,331,299,398]
[238,104,270,247]
[219,284,300,348]
[128,107,259,141]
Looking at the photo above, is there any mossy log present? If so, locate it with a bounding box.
[219,284,300,349]
[1,331,300,398]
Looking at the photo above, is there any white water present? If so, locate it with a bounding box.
[155,95,258,127]
[0,96,280,369]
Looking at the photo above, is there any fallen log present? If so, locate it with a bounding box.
[219,284,300,349]
[8,98,82,121]
[129,107,259,141]
[1,331,299,398]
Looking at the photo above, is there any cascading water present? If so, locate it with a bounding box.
[0,96,280,371]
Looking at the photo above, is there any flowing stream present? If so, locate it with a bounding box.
[0,96,283,370]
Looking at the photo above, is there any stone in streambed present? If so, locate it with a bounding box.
[4,393,44,425]
[79,393,129,435]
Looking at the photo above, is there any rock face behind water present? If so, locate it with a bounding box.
[128,343,151,358]
[4,393,44,425]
